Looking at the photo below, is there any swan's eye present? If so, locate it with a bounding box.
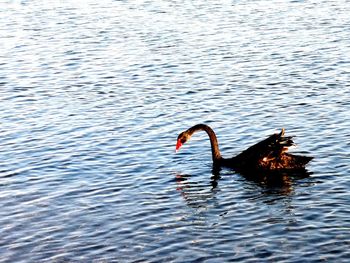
[180,138,186,144]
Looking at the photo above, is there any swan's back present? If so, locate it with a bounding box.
[228,129,313,170]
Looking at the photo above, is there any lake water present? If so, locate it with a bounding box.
[1,0,350,262]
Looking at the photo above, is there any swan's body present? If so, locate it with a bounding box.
[176,124,312,171]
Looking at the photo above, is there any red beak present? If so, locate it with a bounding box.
[175,140,183,153]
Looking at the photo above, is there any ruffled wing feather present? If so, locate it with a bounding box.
[231,129,312,170]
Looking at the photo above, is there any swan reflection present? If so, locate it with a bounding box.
[175,168,313,209]
[175,173,220,210]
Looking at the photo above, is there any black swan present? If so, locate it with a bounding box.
[176,124,312,171]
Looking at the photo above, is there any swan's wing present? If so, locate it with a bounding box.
[233,129,295,169]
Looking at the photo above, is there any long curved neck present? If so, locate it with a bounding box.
[188,124,222,163]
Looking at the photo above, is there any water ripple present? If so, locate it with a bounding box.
[0,0,350,262]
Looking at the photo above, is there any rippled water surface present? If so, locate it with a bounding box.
[1,0,350,262]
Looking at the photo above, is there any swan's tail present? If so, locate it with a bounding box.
[287,154,313,168]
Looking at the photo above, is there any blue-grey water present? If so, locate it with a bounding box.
[1,1,350,262]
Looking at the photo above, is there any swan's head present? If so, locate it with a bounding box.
[176,131,191,152]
